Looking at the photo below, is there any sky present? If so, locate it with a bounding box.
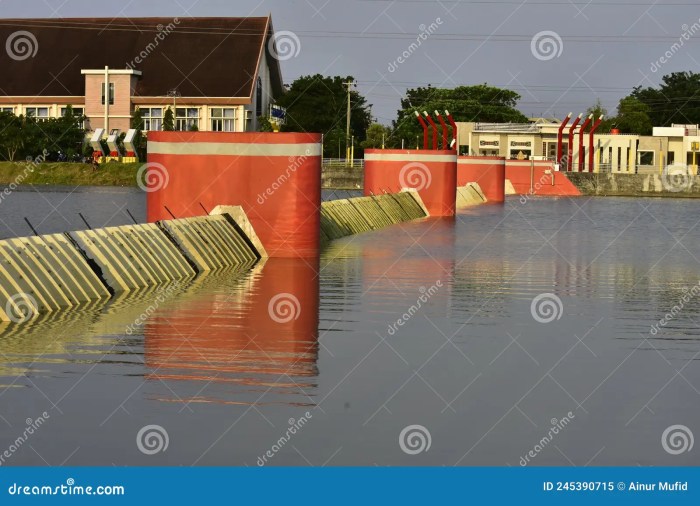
[3,0,700,125]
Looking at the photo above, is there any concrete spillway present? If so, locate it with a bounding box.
[0,211,260,322]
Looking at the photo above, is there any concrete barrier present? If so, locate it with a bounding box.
[209,205,267,258]
[506,160,582,196]
[320,191,428,243]
[456,183,488,208]
[69,224,197,292]
[0,234,110,322]
[158,215,260,273]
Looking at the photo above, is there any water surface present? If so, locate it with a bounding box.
[1,194,699,466]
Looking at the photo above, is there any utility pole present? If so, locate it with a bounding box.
[344,80,354,165]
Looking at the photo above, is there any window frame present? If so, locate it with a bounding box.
[210,107,236,132]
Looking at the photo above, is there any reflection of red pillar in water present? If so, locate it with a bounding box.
[144,258,320,392]
[364,149,457,217]
[360,219,455,316]
[146,131,322,258]
[456,156,506,203]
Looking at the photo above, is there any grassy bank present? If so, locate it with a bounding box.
[0,162,140,187]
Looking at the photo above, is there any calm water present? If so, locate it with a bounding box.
[1,189,700,466]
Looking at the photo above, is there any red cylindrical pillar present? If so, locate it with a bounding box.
[588,116,604,173]
[424,112,439,151]
[146,131,322,258]
[457,156,506,203]
[364,149,457,217]
[415,111,429,150]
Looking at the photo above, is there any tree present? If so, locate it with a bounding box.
[630,71,700,126]
[585,99,615,133]
[257,116,274,132]
[389,84,528,148]
[0,112,24,161]
[163,107,175,131]
[130,108,146,160]
[274,75,372,157]
[615,96,653,135]
[361,123,390,149]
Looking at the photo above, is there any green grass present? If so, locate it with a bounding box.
[0,161,141,187]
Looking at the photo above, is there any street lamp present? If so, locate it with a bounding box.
[166,88,181,128]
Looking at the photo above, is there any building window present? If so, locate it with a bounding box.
[1,107,14,114]
[210,108,236,132]
[245,110,252,131]
[140,107,163,131]
[638,150,655,166]
[256,77,263,118]
[102,82,115,105]
[60,106,85,128]
[175,107,199,131]
[25,107,50,120]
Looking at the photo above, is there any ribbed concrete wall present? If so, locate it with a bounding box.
[320,190,428,244]
[158,215,260,273]
[0,234,110,322]
[456,183,488,208]
[69,224,197,292]
[1,213,262,322]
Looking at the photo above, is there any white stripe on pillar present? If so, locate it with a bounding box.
[365,153,456,163]
[148,142,321,157]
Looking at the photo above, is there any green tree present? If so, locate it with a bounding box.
[614,96,653,135]
[257,116,274,132]
[361,123,390,149]
[275,75,372,157]
[585,100,615,133]
[630,71,700,126]
[0,112,25,161]
[389,84,528,148]
[130,108,146,160]
[163,107,175,131]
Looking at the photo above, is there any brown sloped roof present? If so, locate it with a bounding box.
[0,17,284,100]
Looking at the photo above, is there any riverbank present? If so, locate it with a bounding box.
[566,172,700,198]
[0,162,140,187]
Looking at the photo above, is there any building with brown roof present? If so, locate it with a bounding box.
[0,16,285,134]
